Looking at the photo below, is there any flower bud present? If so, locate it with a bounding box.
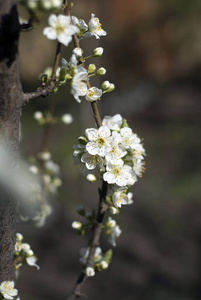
[34,111,43,120]
[59,67,67,82]
[16,233,23,242]
[101,81,110,90]
[73,47,83,58]
[96,67,106,76]
[38,151,51,161]
[86,267,95,277]
[88,64,96,74]
[100,260,108,269]
[86,174,97,182]
[72,221,82,230]
[77,205,85,216]
[29,165,38,175]
[109,207,118,215]
[61,114,73,124]
[92,47,104,57]
[106,219,116,228]
[105,83,115,93]
[78,136,88,145]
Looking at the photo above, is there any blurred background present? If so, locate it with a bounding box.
[17,0,201,299]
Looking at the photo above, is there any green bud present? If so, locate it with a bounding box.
[105,195,112,204]
[88,64,96,74]
[59,67,66,82]
[41,74,48,84]
[105,83,115,93]
[65,73,72,81]
[101,81,110,90]
[78,136,88,145]
[96,67,106,76]
[77,206,85,216]
[92,47,104,57]
[122,118,129,128]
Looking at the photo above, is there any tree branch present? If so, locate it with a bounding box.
[67,181,108,300]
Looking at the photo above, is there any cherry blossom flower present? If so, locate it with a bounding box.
[85,126,111,157]
[0,281,18,300]
[85,87,102,102]
[81,152,103,170]
[105,131,127,165]
[84,13,107,39]
[120,127,144,151]
[102,114,123,131]
[103,162,134,187]
[71,66,88,102]
[43,14,78,46]
[112,187,133,208]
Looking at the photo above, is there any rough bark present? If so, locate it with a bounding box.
[0,0,23,282]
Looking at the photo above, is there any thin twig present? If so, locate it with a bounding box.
[67,181,108,300]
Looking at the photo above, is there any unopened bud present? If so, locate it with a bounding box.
[100,260,108,269]
[34,111,43,120]
[86,174,97,182]
[105,83,115,93]
[88,64,96,74]
[73,47,83,58]
[78,136,88,145]
[92,47,104,57]
[101,81,110,90]
[96,67,106,76]
[62,114,73,124]
[86,267,95,277]
[72,221,82,230]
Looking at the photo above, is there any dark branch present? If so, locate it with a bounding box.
[22,80,57,105]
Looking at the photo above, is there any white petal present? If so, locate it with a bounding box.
[43,27,57,40]
[48,14,57,27]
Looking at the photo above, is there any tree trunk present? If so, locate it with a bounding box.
[0,0,23,282]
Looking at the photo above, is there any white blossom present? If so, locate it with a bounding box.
[108,224,122,247]
[86,267,95,277]
[102,114,123,131]
[84,14,107,39]
[112,187,133,208]
[120,127,143,151]
[0,281,18,300]
[81,152,103,170]
[72,16,88,32]
[43,14,78,46]
[103,162,134,187]
[71,66,88,103]
[26,256,40,270]
[85,87,102,102]
[105,131,127,165]
[85,126,111,157]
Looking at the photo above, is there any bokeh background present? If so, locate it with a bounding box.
[17,1,201,299]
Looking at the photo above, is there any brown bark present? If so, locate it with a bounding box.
[0,0,23,282]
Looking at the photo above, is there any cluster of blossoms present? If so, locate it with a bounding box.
[0,281,19,300]
[19,0,62,13]
[19,151,61,227]
[43,13,113,103]
[79,247,112,277]
[43,13,106,46]
[14,233,40,272]
[73,114,145,208]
